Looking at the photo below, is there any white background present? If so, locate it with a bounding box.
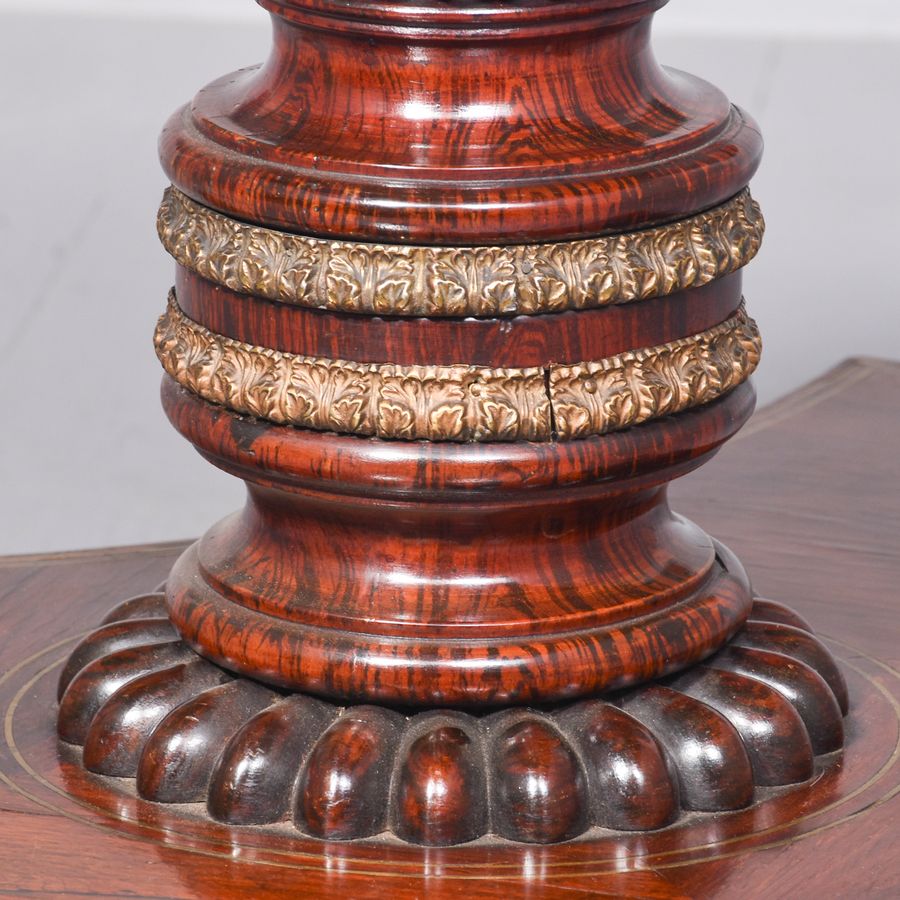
[1,1,899,553]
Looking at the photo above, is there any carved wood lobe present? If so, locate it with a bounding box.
[395,720,488,846]
[57,595,849,848]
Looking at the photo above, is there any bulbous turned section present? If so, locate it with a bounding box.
[56,594,849,848]
[161,0,762,243]
[161,379,757,707]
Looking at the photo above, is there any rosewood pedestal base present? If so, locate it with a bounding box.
[7,361,899,897]
[52,378,850,848]
[56,591,847,848]
[41,0,861,866]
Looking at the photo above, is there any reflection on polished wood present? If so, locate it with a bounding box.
[53,595,845,845]
[2,360,898,897]
[7,0,892,890]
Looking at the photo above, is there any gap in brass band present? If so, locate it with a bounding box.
[158,186,765,318]
[154,293,762,443]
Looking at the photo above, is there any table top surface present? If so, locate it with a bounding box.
[1,357,898,899]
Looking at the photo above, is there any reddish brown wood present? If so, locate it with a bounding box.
[174,266,744,367]
[395,722,488,846]
[733,622,850,714]
[490,716,588,843]
[209,695,337,825]
[620,685,755,811]
[296,707,404,840]
[23,0,875,876]
[51,595,848,847]
[2,360,899,896]
[136,680,278,803]
[81,661,230,777]
[57,617,178,700]
[161,378,757,706]
[162,377,756,501]
[667,666,814,786]
[161,0,762,243]
[555,702,679,831]
[142,0,774,716]
[57,641,195,744]
[709,646,844,755]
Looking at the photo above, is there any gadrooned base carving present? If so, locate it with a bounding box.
[56,593,848,848]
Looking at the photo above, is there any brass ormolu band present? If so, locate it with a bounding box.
[154,292,761,442]
[157,187,764,318]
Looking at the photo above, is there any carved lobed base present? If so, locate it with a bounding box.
[57,591,848,848]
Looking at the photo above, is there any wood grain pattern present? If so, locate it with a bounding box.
[296,706,403,840]
[161,379,757,706]
[146,0,768,715]
[5,0,891,888]
[136,680,278,803]
[160,1,763,243]
[209,695,337,826]
[174,266,744,368]
[395,721,488,846]
[667,666,815,786]
[52,596,848,847]
[1,360,898,896]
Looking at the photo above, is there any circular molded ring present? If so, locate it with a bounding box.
[260,0,668,39]
[161,103,763,245]
[154,294,761,443]
[161,377,757,502]
[165,538,753,706]
[55,594,847,847]
[157,187,764,318]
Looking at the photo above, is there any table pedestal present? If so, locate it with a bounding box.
[46,0,853,860]
[4,361,898,895]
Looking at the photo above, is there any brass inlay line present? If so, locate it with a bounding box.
[157,187,764,317]
[153,292,761,442]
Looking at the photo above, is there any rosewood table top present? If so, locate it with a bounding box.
[1,357,898,899]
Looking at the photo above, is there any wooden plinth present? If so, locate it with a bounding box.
[2,361,898,896]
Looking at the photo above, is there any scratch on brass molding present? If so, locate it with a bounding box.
[154,293,761,442]
[157,187,765,317]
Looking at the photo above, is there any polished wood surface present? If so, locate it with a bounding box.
[122,0,777,775]
[174,267,744,368]
[2,359,898,897]
[161,377,757,706]
[161,0,762,243]
[150,0,767,716]
[54,595,841,846]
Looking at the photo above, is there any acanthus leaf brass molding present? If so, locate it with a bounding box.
[157,187,765,318]
[154,292,761,442]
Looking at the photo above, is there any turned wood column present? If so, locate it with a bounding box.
[55,0,849,849]
[155,0,764,706]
